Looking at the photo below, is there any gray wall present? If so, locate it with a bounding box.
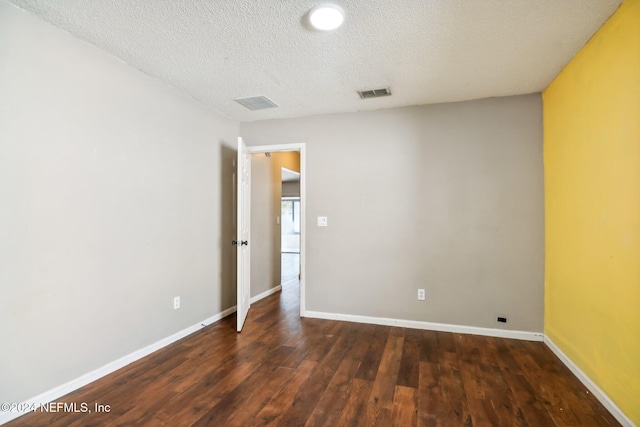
[241,94,544,332]
[0,1,238,404]
[250,153,300,297]
[282,181,301,197]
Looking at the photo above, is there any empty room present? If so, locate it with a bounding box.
[1,0,638,426]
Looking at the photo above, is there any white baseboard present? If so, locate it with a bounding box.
[250,285,282,304]
[0,285,284,425]
[544,336,636,427]
[303,312,634,424]
[0,306,237,426]
[1,285,285,425]
[303,310,544,341]
[4,304,632,426]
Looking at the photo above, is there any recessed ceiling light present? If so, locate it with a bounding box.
[309,4,344,31]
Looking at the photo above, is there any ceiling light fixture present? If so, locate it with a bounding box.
[309,4,344,31]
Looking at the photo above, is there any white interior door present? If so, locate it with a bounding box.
[236,137,251,332]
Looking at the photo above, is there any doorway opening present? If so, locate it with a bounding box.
[281,168,301,293]
[244,143,306,318]
[281,197,300,253]
[280,197,300,297]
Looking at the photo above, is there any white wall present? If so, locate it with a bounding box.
[241,94,544,332]
[0,1,238,404]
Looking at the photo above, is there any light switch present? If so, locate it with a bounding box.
[317,216,328,227]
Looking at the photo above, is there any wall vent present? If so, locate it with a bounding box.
[235,96,278,110]
[357,87,391,99]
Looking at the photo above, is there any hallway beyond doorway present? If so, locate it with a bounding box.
[281,253,299,288]
[281,198,300,253]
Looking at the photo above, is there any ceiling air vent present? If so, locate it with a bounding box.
[357,87,391,99]
[235,96,278,111]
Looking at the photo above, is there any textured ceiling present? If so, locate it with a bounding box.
[7,0,622,122]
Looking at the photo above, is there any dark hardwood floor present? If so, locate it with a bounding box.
[8,255,619,426]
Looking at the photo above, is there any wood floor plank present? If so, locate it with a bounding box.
[418,360,473,427]
[354,325,390,381]
[190,345,297,426]
[438,363,473,426]
[154,361,256,425]
[434,331,457,354]
[491,336,525,375]
[276,323,360,427]
[457,335,526,427]
[397,329,420,389]
[334,378,375,427]
[222,366,296,427]
[304,324,372,427]
[417,330,439,364]
[511,345,585,426]
[373,408,393,427]
[503,371,558,427]
[391,385,418,427]
[417,361,442,427]
[521,341,619,426]
[253,360,317,426]
[368,331,405,411]
[304,356,361,427]
[6,255,622,427]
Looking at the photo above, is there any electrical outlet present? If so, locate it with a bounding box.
[174,296,181,310]
[417,289,426,301]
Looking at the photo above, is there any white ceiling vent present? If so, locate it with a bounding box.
[235,96,278,110]
[357,87,391,99]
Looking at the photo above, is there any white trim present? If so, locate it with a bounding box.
[246,143,304,154]
[0,307,237,426]
[299,144,306,317]
[544,336,636,427]
[250,285,282,304]
[1,283,283,425]
[3,305,633,426]
[303,310,544,341]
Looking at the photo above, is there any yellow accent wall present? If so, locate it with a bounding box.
[543,0,640,424]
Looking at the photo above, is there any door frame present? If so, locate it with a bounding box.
[247,143,307,317]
